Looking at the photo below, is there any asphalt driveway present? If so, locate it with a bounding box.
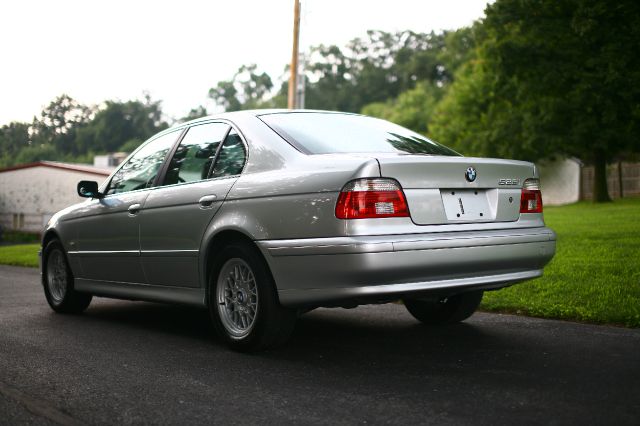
[0,265,638,425]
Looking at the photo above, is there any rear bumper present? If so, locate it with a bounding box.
[257,227,556,307]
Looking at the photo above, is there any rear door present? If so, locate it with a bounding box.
[139,123,247,287]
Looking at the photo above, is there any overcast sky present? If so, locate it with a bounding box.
[1,0,491,125]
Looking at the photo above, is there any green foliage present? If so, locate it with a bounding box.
[14,143,60,165]
[430,0,640,201]
[482,198,640,327]
[0,231,40,244]
[118,138,144,154]
[362,82,445,135]
[0,94,168,168]
[208,64,277,111]
[180,105,209,123]
[303,30,454,112]
[75,94,167,153]
[31,94,94,155]
[209,30,464,114]
[0,121,31,166]
[430,59,505,158]
[436,26,479,79]
[360,26,479,135]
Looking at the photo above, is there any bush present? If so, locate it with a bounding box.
[1,230,41,244]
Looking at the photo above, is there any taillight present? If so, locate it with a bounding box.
[336,178,409,219]
[520,178,543,213]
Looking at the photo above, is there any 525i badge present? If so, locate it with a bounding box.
[498,178,521,185]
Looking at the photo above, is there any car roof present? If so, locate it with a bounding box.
[178,109,361,128]
[149,109,365,144]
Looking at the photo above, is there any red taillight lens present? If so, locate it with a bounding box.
[520,179,543,213]
[336,178,409,219]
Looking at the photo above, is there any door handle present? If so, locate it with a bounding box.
[198,195,218,208]
[128,203,142,215]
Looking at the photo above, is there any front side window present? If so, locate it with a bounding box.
[163,123,230,185]
[211,130,246,178]
[107,131,179,195]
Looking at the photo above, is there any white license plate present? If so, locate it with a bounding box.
[441,189,490,221]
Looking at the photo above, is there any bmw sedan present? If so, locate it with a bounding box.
[41,110,556,351]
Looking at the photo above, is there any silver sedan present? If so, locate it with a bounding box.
[41,110,556,351]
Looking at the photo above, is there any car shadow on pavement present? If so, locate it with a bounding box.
[78,300,509,362]
[80,300,214,341]
[271,307,504,363]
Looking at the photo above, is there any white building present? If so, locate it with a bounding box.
[93,152,127,169]
[538,158,582,205]
[0,161,112,233]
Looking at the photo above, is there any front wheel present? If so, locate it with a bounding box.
[403,290,484,325]
[42,240,92,313]
[208,242,297,352]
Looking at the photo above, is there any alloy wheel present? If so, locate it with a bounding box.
[216,258,259,339]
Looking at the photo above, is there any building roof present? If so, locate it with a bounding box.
[0,161,112,177]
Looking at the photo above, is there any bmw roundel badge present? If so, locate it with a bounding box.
[465,166,477,182]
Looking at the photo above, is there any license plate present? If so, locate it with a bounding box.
[441,189,490,221]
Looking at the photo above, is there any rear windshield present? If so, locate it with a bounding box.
[259,112,460,156]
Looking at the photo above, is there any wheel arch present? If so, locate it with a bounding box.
[42,229,61,250]
[201,228,274,307]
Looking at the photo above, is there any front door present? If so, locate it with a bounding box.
[74,130,181,284]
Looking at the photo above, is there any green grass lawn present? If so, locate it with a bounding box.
[0,243,39,268]
[1,198,639,327]
[482,198,640,327]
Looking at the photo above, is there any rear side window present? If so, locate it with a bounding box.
[211,130,246,178]
[163,122,230,185]
[259,112,460,156]
[107,131,179,195]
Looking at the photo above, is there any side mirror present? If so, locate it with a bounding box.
[77,181,102,198]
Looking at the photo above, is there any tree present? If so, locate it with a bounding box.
[0,121,31,166]
[0,94,169,166]
[431,0,640,202]
[361,26,479,134]
[31,94,94,155]
[180,106,208,123]
[75,94,168,153]
[362,82,445,135]
[303,30,453,112]
[209,64,276,111]
[210,30,460,114]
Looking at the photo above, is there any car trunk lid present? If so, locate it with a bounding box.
[377,155,536,225]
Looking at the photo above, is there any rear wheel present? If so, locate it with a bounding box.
[403,291,483,325]
[42,240,92,313]
[208,241,297,352]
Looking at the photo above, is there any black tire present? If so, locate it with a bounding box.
[42,240,92,314]
[403,290,484,325]
[208,241,297,352]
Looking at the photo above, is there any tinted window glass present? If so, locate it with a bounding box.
[260,112,460,156]
[163,123,230,185]
[212,130,246,178]
[107,131,178,194]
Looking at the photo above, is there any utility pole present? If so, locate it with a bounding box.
[288,0,301,109]
[297,52,305,109]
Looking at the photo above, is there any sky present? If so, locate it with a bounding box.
[0,0,492,126]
